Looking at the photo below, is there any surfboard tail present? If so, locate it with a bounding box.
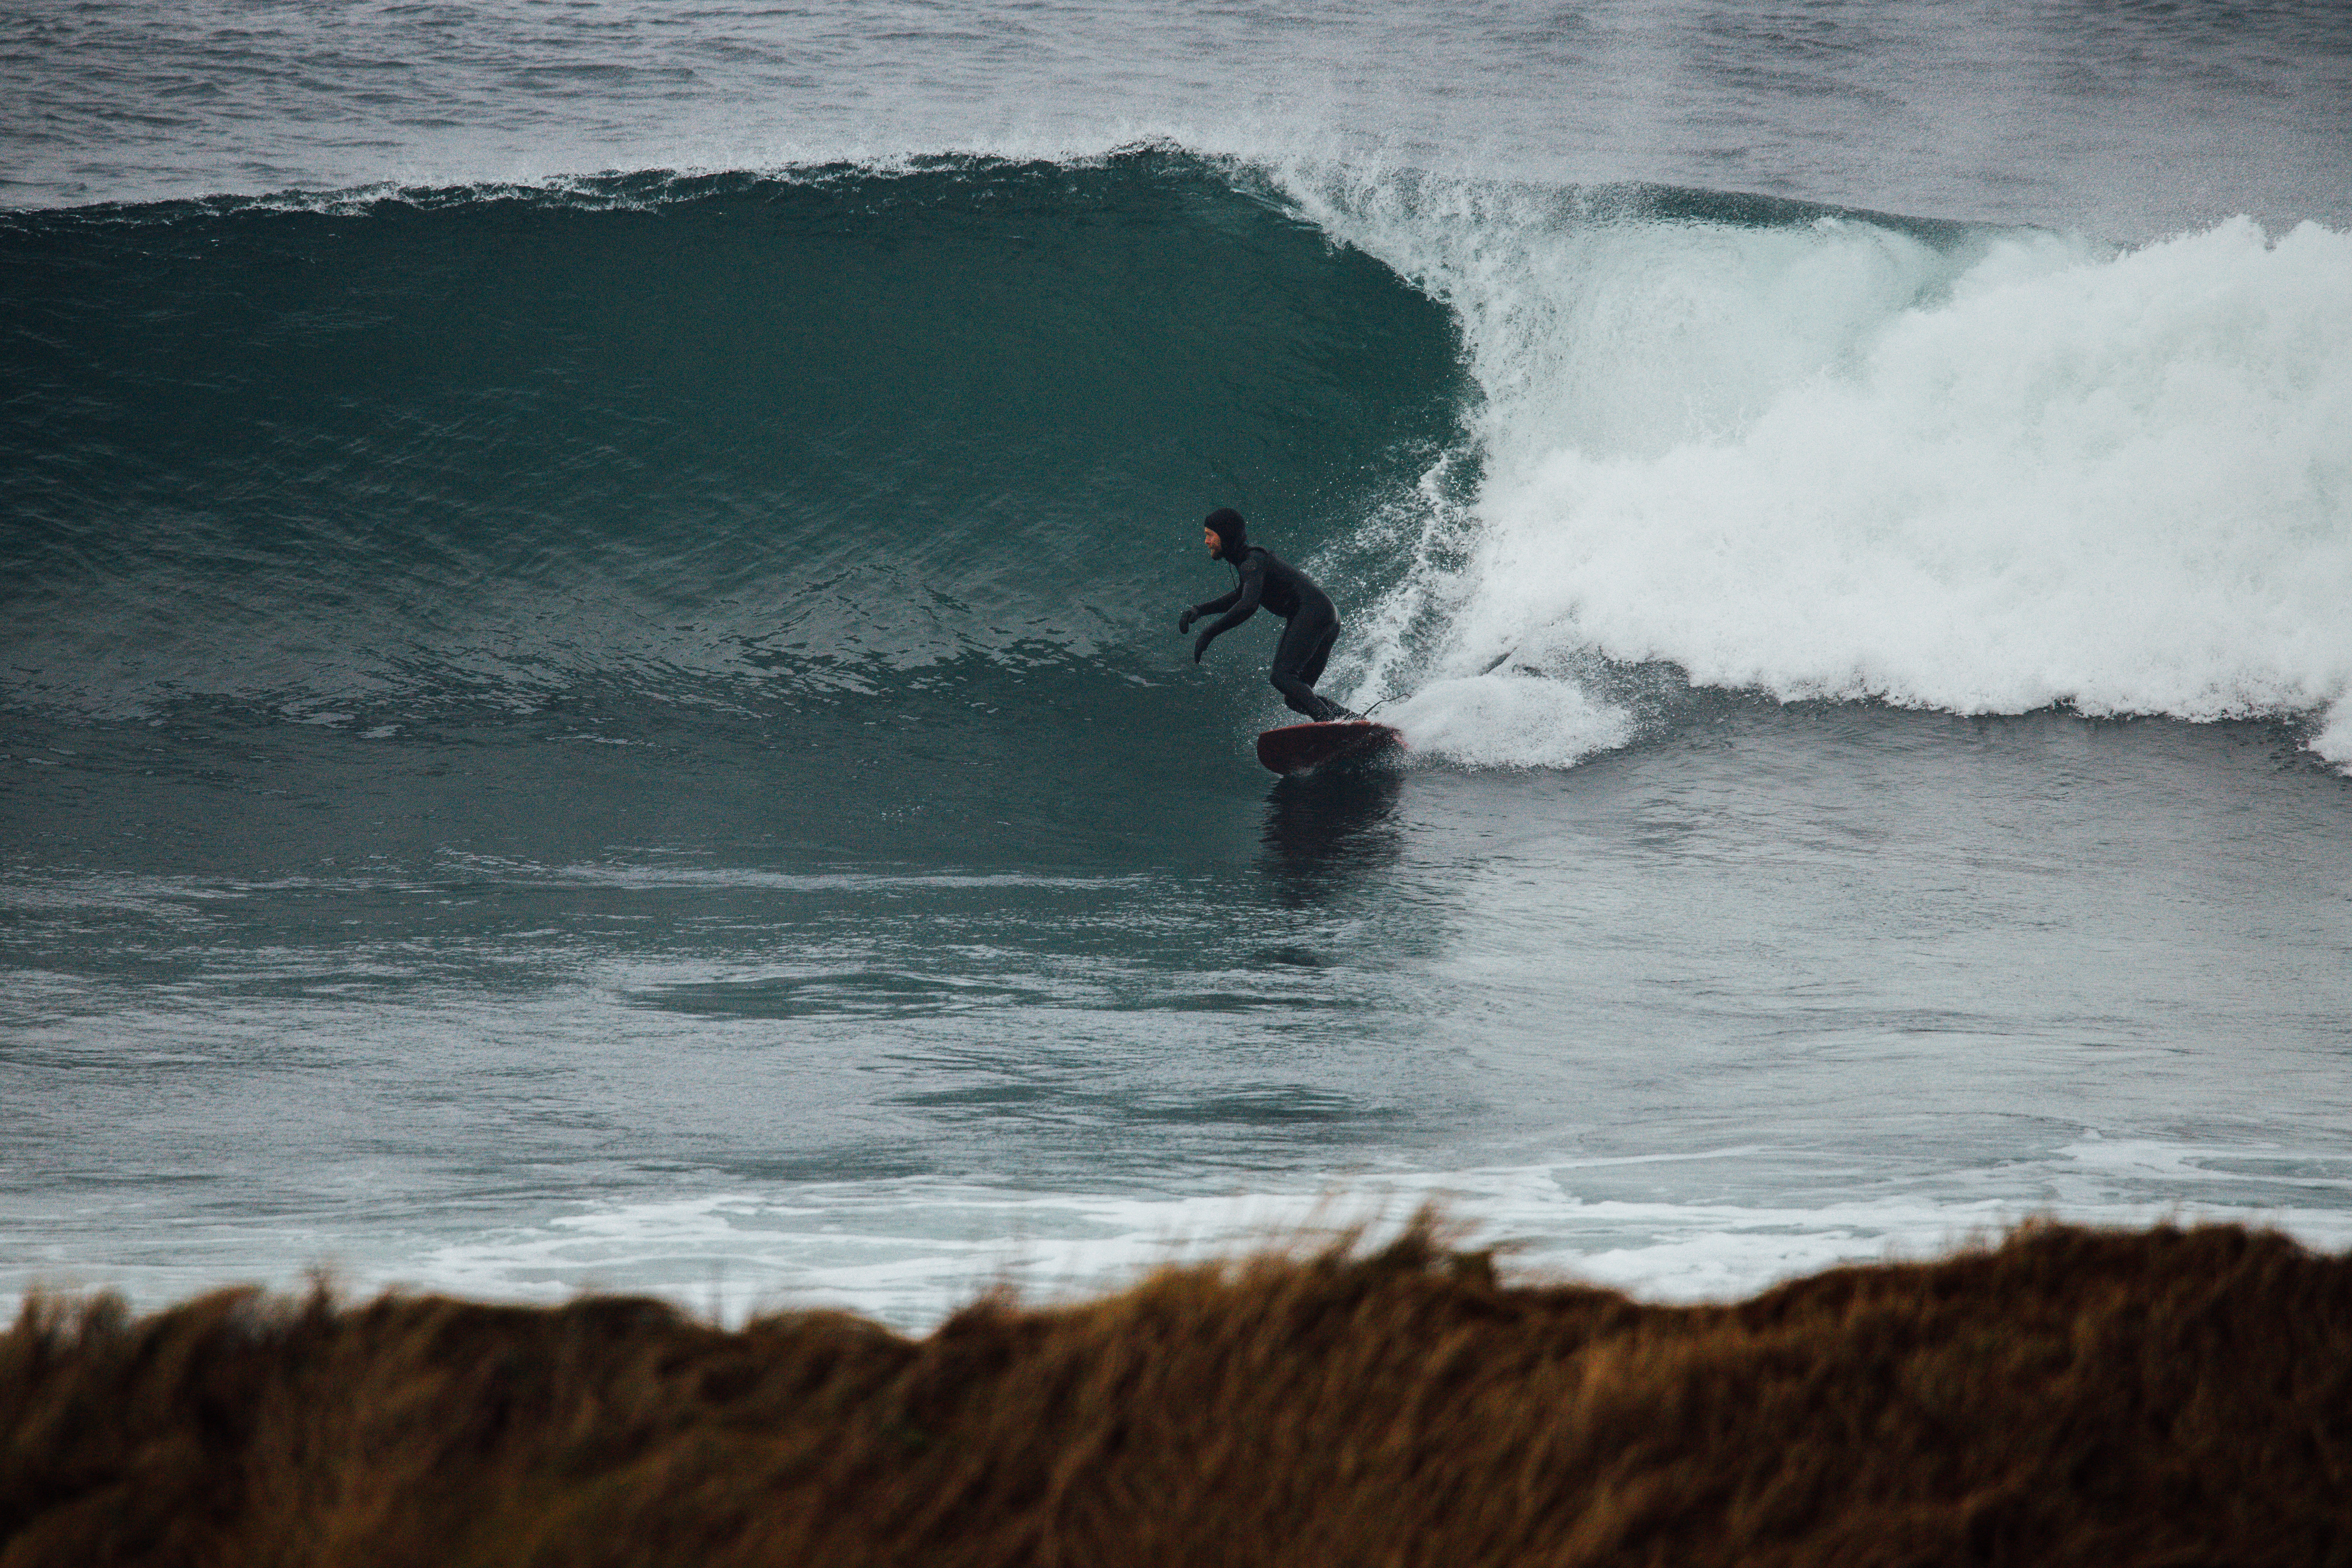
[1256,721,1404,775]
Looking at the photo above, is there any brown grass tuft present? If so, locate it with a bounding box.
[4,1219,2348,1566]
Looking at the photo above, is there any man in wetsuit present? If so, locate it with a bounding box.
[1178,507,1359,723]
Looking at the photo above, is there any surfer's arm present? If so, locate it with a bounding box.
[1178,585,1242,632]
[1192,561,1264,660]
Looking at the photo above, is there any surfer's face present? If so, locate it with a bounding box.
[1204,526,1222,557]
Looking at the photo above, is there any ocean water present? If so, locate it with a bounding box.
[4,2,2350,1327]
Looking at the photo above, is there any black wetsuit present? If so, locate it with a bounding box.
[1186,546,1352,723]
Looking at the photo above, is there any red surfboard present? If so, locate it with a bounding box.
[1256,720,1404,775]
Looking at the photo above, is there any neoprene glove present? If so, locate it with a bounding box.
[1193,630,1213,663]
[1178,607,1199,633]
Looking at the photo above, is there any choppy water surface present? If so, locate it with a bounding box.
[9,684,2348,1320]
[7,0,2350,237]
[4,6,2350,1323]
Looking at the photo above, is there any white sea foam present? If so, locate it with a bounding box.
[389,1138,2352,1324]
[17,1137,2345,1329]
[1291,168,2352,770]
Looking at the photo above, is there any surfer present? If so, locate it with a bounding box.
[1178,507,1358,723]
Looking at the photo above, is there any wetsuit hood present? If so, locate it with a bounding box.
[1205,507,1248,560]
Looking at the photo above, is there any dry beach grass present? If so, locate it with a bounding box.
[3,1219,2347,1566]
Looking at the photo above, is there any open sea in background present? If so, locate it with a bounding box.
[4,0,2350,1326]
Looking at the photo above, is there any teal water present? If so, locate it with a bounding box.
[6,146,2351,1321]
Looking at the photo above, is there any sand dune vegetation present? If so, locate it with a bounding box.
[3,1219,2347,1566]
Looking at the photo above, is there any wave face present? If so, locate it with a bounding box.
[7,152,2348,770]
[0,153,1464,724]
[1276,174,2352,767]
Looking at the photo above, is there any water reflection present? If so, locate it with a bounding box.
[1259,765,1405,905]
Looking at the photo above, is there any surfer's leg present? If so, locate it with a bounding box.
[1302,625,1366,721]
[1298,622,1335,689]
[1271,613,1346,721]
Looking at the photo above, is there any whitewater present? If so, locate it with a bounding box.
[1291,184,2352,769]
[4,0,2349,1327]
